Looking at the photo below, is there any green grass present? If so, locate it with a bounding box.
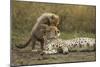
[60,32,95,39]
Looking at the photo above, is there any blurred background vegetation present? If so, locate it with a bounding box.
[12,1,96,45]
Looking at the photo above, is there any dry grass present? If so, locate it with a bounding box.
[11,48,96,66]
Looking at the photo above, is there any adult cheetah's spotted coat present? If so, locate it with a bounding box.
[43,37,95,54]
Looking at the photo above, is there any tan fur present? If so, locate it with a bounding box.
[15,13,60,52]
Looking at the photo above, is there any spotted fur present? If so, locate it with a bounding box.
[43,37,95,54]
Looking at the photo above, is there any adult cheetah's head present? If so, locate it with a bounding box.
[45,26,60,39]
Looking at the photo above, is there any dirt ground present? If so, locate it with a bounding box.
[11,48,96,66]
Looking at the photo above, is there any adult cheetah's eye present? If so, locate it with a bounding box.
[57,31,60,33]
[55,30,59,34]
